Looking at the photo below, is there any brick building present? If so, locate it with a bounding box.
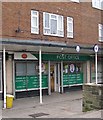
[0,1,103,108]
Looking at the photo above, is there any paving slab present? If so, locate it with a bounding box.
[2,90,102,118]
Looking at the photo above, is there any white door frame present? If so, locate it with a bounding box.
[61,61,63,93]
[48,61,51,95]
[58,63,60,93]
[54,64,57,92]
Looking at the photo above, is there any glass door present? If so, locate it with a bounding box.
[56,63,61,92]
[50,63,61,93]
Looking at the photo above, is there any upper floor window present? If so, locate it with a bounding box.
[31,10,39,34]
[43,12,64,37]
[67,17,74,38]
[98,24,103,42]
[92,0,103,10]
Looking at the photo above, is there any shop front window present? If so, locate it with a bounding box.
[15,61,48,91]
[91,61,95,83]
[91,60,103,83]
[63,62,83,86]
[64,63,82,74]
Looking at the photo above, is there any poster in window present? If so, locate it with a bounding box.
[70,64,75,73]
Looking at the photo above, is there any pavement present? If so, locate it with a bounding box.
[1,90,102,119]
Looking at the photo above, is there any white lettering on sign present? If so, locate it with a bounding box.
[57,54,79,60]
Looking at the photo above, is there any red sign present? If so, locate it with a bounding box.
[21,54,27,59]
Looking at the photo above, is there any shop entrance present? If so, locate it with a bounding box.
[50,63,61,93]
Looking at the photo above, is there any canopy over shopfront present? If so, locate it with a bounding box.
[1,38,102,54]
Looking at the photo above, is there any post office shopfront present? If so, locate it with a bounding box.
[14,53,91,98]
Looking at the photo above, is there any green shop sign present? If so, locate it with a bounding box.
[34,54,91,61]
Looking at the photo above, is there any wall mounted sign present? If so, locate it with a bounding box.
[34,54,91,61]
[76,45,80,52]
[21,53,27,59]
[94,44,99,53]
[14,52,38,60]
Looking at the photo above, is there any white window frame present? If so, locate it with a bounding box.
[43,12,64,37]
[92,0,103,10]
[98,24,103,42]
[31,10,39,34]
[67,17,74,38]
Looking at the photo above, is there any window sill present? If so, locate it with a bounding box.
[43,33,64,38]
[99,40,103,42]
[67,36,74,39]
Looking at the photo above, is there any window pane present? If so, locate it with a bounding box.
[44,29,50,34]
[32,17,37,27]
[31,10,37,15]
[51,15,57,19]
[58,16,62,30]
[45,13,49,28]
[99,24,103,41]
[31,27,38,33]
[31,10,38,34]
[68,17,73,22]
[101,30,103,37]
[27,63,38,76]
[97,0,100,8]
[92,0,103,10]
[51,19,57,34]
[101,0,103,9]
[68,23,73,32]
[67,17,73,38]
[16,63,26,76]
[67,32,73,38]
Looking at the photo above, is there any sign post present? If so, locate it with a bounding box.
[3,47,6,109]
[39,47,42,104]
[94,45,99,84]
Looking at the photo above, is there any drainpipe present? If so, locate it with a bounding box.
[3,47,6,108]
[95,52,98,84]
[39,47,42,104]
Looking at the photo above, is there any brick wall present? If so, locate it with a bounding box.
[1,2,102,45]
[83,83,103,112]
